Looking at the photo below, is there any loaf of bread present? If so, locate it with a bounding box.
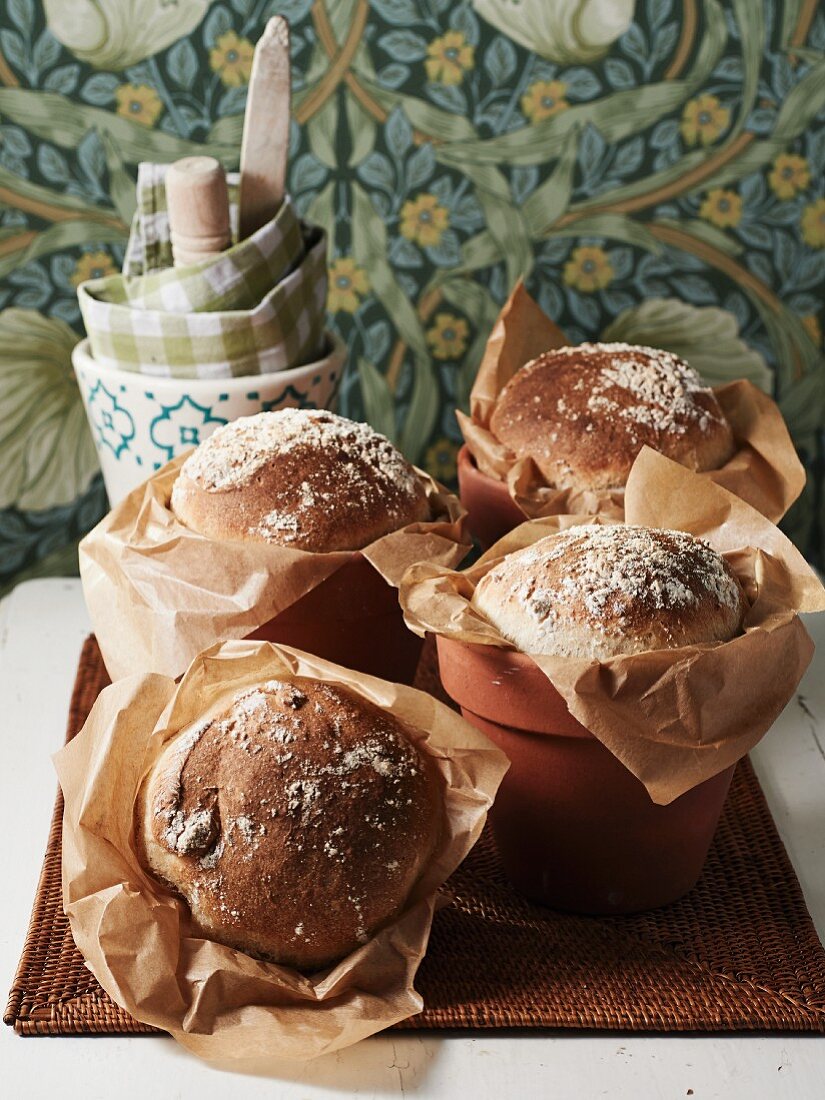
[472,524,745,660]
[136,677,442,970]
[171,409,430,551]
[489,343,734,492]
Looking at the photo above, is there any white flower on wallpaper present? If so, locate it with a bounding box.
[601,299,773,392]
[473,0,634,64]
[43,0,209,70]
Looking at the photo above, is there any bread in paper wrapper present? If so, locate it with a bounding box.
[401,448,825,805]
[55,640,508,1066]
[458,281,804,523]
[79,450,470,680]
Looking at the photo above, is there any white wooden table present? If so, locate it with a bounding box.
[1,578,824,1100]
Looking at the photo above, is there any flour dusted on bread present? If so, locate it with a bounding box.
[171,409,430,551]
[489,343,734,492]
[136,676,442,971]
[472,524,745,659]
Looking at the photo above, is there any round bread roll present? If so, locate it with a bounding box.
[472,524,745,660]
[489,343,735,492]
[170,409,430,552]
[136,677,443,971]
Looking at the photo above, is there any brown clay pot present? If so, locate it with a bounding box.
[248,554,422,685]
[436,635,734,914]
[457,445,525,550]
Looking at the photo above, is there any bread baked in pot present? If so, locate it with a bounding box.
[435,517,753,915]
[489,343,735,493]
[136,677,443,971]
[472,524,745,660]
[171,408,431,552]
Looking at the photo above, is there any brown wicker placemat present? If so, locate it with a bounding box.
[6,636,825,1037]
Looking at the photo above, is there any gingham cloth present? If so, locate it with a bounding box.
[78,163,328,379]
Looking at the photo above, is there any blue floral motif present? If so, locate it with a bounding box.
[149,395,228,463]
[262,384,314,412]
[85,380,136,459]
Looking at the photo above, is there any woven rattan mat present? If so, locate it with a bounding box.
[6,636,825,1036]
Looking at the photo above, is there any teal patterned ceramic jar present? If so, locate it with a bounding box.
[72,334,346,505]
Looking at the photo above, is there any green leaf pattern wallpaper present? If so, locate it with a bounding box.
[0,0,823,590]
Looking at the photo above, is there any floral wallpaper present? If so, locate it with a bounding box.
[0,0,824,593]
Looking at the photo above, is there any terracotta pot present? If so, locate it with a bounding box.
[457,445,525,550]
[248,554,423,685]
[436,636,734,914]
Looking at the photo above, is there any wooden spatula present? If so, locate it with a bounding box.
[238,15,291,241]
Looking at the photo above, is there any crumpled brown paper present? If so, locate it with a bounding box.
[55,639,508,1066]
[401,447,825,805]
[457,281,805,523]
[79,453,470,681]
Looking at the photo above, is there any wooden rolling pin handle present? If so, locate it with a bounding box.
[166,156,232,267]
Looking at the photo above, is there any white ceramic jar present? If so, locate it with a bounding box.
[72,333,346,505]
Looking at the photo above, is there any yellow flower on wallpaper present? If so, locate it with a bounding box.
[328,258,369,313]
[801,198,825,248]
[426,313,469,360]
[115,83,162,127]
[210,31,254,87]
[425,437,460,483]
[769,154,811,200]
[71,251,117,287]
[680,94,730,147]
[400,194,449,247]
[521,80,569,122]
[563,246,613,292]
[699,189,742,228]
[801,315,822,348]
[425,31,474,85]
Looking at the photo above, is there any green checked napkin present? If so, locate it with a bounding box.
[78,162,328,379]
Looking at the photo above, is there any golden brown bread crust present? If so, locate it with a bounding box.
[472,524,745,659]
[135,677,443,971]
[170,409,431,552]
[489,343,735,491]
